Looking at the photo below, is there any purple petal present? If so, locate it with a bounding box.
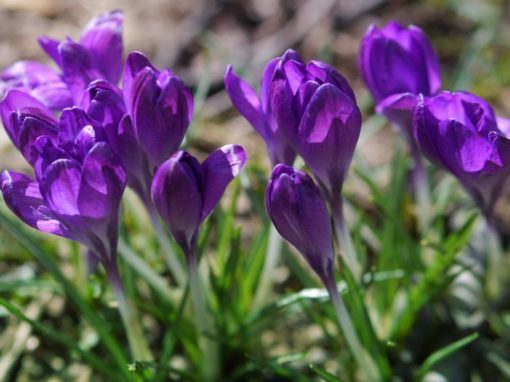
[30,81,74,110]
[58,107,104,154]
[122,51,157,113]
[224,65,266,139]
[201,144,246,220]
[18,115,59,165]
[131,69,192,166]
[260,58,278,113]
[114,115,148,194]
[33,136,69,181]
[1,170,72,238]
[298,84,361,198]
[80,10,124,84]
[81,80,126,150]
[409,25,441,95]
[359,22,441,104]
[39,158,82,218]
[414,92,500,179]
[265,165,334,280]
[0,89,54,144]
[77,142,126,220]
[58,39,102,102]
[73,124,99,161]
[282,59,307,94]
[376,92,418,144]
[38,37,62,68]
[270,72,300,146]
[151,151,203,250]
[1,61,73,110]
[306,60,356,102]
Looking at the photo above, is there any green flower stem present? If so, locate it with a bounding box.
[486,218,502,299]
[331,199,361,281]
[117,239,176,304]
[325,276,381,382]
[106,266,153,362]
[412,154,432,233]
[147,206,186,288]
[253,224,283,309]
[186,250,220,381]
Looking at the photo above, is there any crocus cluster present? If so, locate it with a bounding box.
[228,50,362,281]
[0,10,246,286]
[361,20,510,221]
[0,93,126,277]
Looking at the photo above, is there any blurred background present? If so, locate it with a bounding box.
[1,0,510,380]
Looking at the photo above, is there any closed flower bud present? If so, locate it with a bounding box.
[266,164,334,283]
[123,51,193,168]
[151,145,246,255]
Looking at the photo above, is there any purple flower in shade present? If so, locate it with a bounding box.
[151,145,246,257]
[37,10,124,104]
[1,106,126,272]
[359,21,441,136]
[0,62,73,111]
[224,63,296,166]
[414,91,510,218]
[122,51,194,169]
[266,164,334,284]
[269,50,361,200]
[0,89,58,166]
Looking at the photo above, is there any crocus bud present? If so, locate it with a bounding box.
[266,164,334,283]
[414,91,510,218]
[359,21,441,130]
[0,90,58,165]
[359,21,441,104]
[224,63,296,166]
[123,51,193,168]
[37,10,124,103]
[151,145,246,255]
[269,50,361,200]
[1,106,126,269]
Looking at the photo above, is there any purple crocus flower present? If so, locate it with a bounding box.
[0,62,73,111]
[269,50,361,201]
[1,107,126,274]
[414,91,510,219]
[266,164,334,284]
[359,21,441,128]
[224,63,296,166]
[0,11,124,110]
[122,51,193,169]
[80,80,150,200]
[151,145,246,259]
[0,89,58,165]
[38,10,124,103]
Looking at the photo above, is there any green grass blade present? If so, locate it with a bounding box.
[0,297,123,382]
[309,364,341,382]
[414,332,479,381]
[0,209,130,378]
